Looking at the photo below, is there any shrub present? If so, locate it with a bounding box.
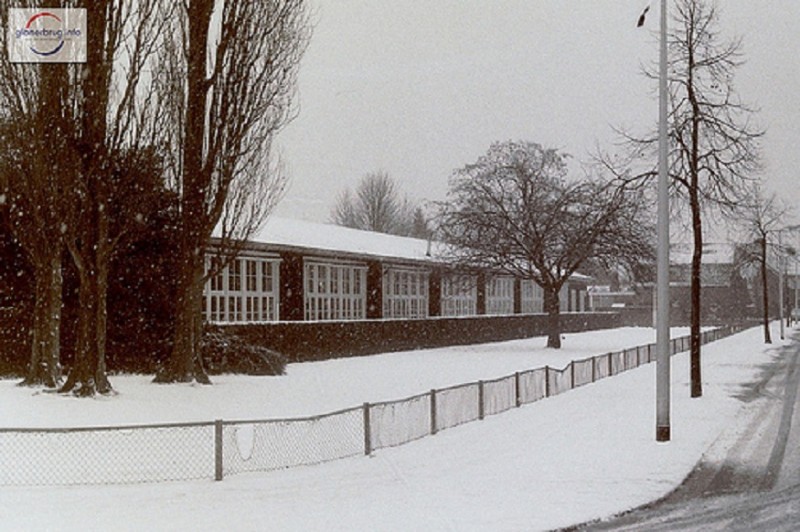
[201,328,286,376]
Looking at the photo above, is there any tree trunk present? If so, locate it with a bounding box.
[155,250,209,383]
[154,0,214,385]
[20,253,62,387]
[544,285,562,349]
[93,241,112,394]
[60,202,113,396]
[58,0,114,397]
[761,237,772,344]
[689,190,703,398]
[60,257,96,396]
[688,46,703,399]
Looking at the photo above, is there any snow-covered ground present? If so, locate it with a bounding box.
[0,324,789,530]
[0,326,693,428]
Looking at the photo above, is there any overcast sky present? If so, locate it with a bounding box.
[274,1,800,232]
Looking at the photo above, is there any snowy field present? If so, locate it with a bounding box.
[0,324,790,530]
[0,326,695,427]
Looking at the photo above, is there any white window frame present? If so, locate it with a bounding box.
[440,273,478,317]
[486,275,515,315]
[383,267,430,319]
[559,285,569,312]
[203,254,281,323]
[304,260,367,321]
[520,280,544,314]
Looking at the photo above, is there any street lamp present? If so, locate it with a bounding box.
[779,231,784,340]
[795,254,799,323]
[655,0,671,443]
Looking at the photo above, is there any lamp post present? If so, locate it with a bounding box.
[655,0,671,443]
[779,230,785,340]
[790,251,800,321]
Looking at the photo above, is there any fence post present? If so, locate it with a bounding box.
[430,389,437,435]
[570,362,575,389]
[636,346,641,367]
[591,357,596,383]
[214,419,223,481]
[545,366,550,397]
[363,402,372,456]
[515,372,522,407]
[478,380,485,420]
[608,353,613,376]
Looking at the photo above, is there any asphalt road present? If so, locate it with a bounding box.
[572,329,800,531]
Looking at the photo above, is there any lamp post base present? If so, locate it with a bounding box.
[656,425,671,442]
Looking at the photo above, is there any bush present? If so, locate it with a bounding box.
[201,328,286,376]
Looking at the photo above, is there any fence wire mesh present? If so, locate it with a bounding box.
[594,354,611,380]
[223,407,363,476]
[610,351,625,375]
[547,365,572,396]
[624,348,639,370]
[484,376,516,416]
[436,383,480,431]
[518,367,547,404]
[0,423,214,486]
[573,359,594,387]
[0,326,743,487]
[370,393,431,450]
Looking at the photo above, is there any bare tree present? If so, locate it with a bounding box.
[0,52,72,388]
[153,0,310,384]
[614,0,762,397]
[53,0,174,396]
[0,0,171,393]
[738,187,792,343]
[330,171,427,237]
[437,141,654,348]
[410,205,432,240]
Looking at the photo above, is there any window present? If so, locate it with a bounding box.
[486,276,515,315]
[203,255,280,323]
[520,280,544,314]
[209,257,224,292]
[304,261,366,321]
[383,267,429,319]
[246,261,257,291]
[559,285,569,312]
[229,259,241,291]
[440,274,477,317]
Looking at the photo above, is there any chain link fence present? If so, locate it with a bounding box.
[0,422,214,486]
[222,406,365,477]
[0,325,745,486]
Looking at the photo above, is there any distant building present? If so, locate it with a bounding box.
[618,241,784,326]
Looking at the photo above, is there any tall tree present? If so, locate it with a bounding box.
[59,0,172,396]
[615,0,762,397]
[437,141,654,348]
[0,56,72,388]
[0,1,175,394]
[154,0,309,383]
[738,187,792,343]
[330,171,428,238]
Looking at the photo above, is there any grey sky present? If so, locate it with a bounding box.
[274,1,800,228]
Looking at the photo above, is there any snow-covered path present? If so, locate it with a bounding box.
[0,324,789,530]
[578,329,800,531]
